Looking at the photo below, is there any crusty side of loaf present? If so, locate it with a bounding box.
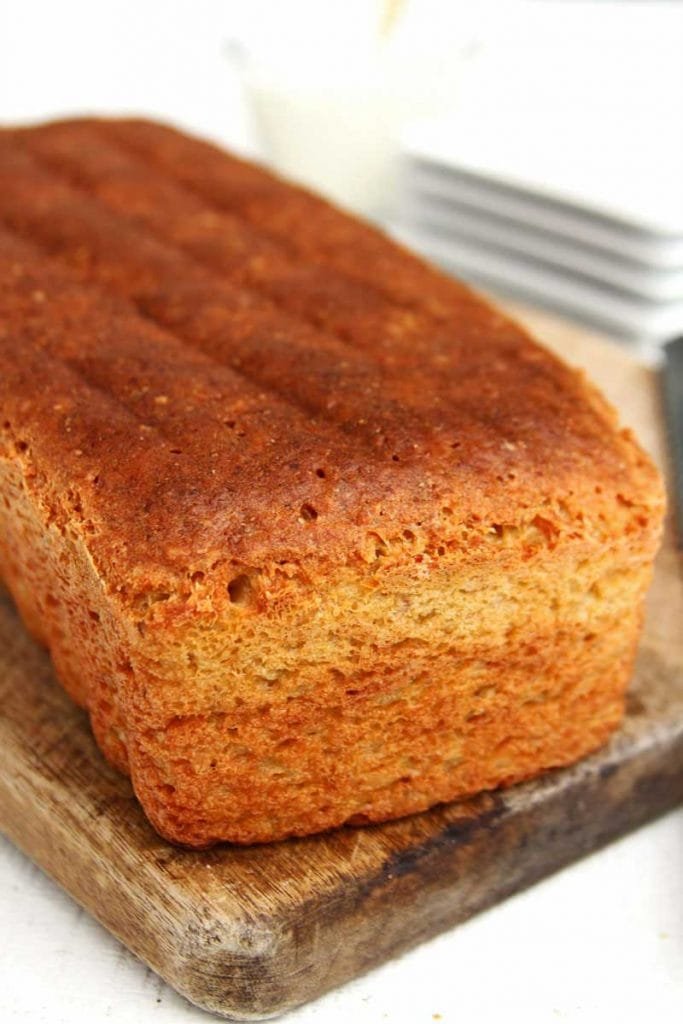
[0,431,658,846]
[0,119,665,846]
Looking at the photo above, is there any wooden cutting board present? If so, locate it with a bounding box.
[0,309,681,1021]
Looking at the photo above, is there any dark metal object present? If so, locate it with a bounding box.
[662,336,683,548]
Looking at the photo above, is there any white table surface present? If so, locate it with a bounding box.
[1,808,682,1024]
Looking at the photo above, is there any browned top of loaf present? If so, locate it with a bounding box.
[0,119,661,605]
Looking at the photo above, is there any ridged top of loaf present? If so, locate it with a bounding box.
[0,119,663,607]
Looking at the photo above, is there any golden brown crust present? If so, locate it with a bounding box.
[0,118,665,846]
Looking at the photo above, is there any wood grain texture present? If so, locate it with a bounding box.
[0,312,682,1020]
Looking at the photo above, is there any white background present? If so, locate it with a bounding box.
[4,1,681,167]
[1,3,682,1021]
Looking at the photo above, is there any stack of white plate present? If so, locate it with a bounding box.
[395,109,683,350]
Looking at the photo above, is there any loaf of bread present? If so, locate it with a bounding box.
[0,119,664,846]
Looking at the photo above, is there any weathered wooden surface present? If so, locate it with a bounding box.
[0,315,682,1020]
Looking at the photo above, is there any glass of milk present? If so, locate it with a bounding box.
[227,20,467,220]
[243,57,400,218]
